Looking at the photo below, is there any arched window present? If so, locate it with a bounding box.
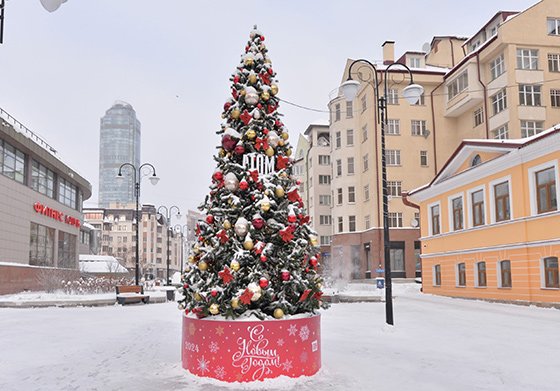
[471,154,482,167]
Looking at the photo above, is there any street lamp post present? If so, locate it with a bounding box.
[116,163,159,285]
[340,59,423,325]
[173,224,189,274]
[157,205,181,285]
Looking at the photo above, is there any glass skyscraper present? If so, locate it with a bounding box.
[98,101,141,208]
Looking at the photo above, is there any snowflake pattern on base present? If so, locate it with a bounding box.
[209,341,219,354]
[299,325,310,341]
[214,366,226,379]
[288,324,298,336]
[197,356,210,375]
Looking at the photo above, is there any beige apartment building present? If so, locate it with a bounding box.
[84,203,182,281]
[323,0,560,281]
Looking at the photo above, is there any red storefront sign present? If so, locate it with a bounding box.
[182,313,321,382]
[33,202,81,229]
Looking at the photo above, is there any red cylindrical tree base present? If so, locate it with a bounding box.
[182,313,321,382]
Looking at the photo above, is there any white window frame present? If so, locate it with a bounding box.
[347,157,355,175]
[363,154,369,172]
[427,201,441,236]
[490,53,505,80]
[348,186,356,203]
[447,192,465,232]
[346,101,353,118]
[497,260,512,288]
[492,89,507,115]
[474,107,484,127]
[411,120,427,136]
[387,180,402,197]
[519,84,542,106]
[547,53,560,72]
[433,264,441,287]
[547,18,560,36]
[362,124,368,142]
[386,150,401,166]
[516,48,539,70]
[474,261,487,288]
[551,89,560,107]
[467,185,487,228]
[420,151,428,167]
[488,175,513,223]
[387,119,400,135]
[520,120,544,138]
[447,71,468,100]
[387,89,399,105]
[364,184,370,201]
[493,124,509,140]
[346,129,354,146]
[528,159,560,216]
[540,256,560,289]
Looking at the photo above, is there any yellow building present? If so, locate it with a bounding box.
[408,127,560,306]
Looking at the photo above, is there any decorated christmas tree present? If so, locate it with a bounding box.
[179,27,328,320]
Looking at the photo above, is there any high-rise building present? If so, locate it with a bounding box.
[98,101,141,208]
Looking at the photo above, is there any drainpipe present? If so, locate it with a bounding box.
[401,191,420,210]
[430,79,445,175]
[476,52,490,139]
[449,38,456,67]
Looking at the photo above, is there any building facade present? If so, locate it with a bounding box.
[408,127,560,306]
[0,108,92,294]
[98,101,141,208]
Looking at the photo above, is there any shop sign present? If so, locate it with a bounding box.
[33,202,81,229]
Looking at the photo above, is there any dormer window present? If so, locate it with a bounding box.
[471,154,482,167]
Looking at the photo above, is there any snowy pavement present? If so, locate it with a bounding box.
[1,284,558,391]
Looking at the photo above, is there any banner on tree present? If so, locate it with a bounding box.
[242,153,275,176]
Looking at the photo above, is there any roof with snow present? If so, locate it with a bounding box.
[79,255,129,274]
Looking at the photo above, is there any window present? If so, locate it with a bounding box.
[413,94,425,106]
[29,223,55,267]
[335,131,341,148]
[411,120,428,136]
[1,140,26,184]
[319,215,332,225]
[365,215,371,230]
[320,236,331,246]
[318,175,331,185]
[387,181,402,197]
[473,107,484,127]
[363,154,369,171]
[346,129,354,146]
[457,263,466,287]
[535,167,557,213]
[386,150,401,166]
[547,18,560,35]
[58,231,77,269]
[499,260,512,288]
[548,53,560,72]
[519,84,541,106]
[318,155,330,165]
[447,71,468,100]
[452,196,464,230]
[430,204,440,235]
[348,216,356,232]
[387,89,399,105]
[494,181,511,222]
[387,119,400,135]
[337,216,343,233]
[471,154,482,167]
[420,151,428,167]
[337,188,343,205]
[361,95,367,113]
[414,242,421,276]
[348,186,356,203]
[388,212,403,228]
[362,125,368,142]
[319,195,331,206]
[551,89,560,107]
[521,120,543,138]
[490,53,505,79]
[471,189,485,227]
[433,264,441,286]
[493,124,509,140]
[409,57,421,68]
[390,242,405,272]
[492,89,507,114]
[58,178,77,209]
[31,160,55,198]
[336,159,342,176]
[516,49,538,70]
[543,257,559,288]
[477,262,487,287]
[347,157,355,175]
[364,184,370,201]
[346,101,353,118]
[334,103,341,122]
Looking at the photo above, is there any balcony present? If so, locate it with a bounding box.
[444,64,483,118]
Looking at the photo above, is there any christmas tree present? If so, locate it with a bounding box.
[179,27,328,320]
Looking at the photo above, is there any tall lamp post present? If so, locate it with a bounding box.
[340,59,424,325]
[173,224,189,274]
[157,205,181,285]
[116,163,159,285]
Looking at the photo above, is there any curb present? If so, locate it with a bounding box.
[0,295,168,308]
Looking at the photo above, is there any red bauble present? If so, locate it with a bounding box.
[268,68,274,75]
[239,179,249,191]
[223,102,232,111]
[252,217,265,229]
[211,289,218,297]
[287,214,297,223]
[222,134,237,151]
[257,103,263,109]
[234,145,245,155]
[259,277,269,289]
[206,215,214,224]
[184,309,190,315]
[183,284,189,290]
[310,257,318,267]
[233,75,240,83]
[296,179,301,185]
[260,255,267,262]
[281,271,291,281]
[262,128,269,135]
[261,36,265,41]
[212,171,223,181]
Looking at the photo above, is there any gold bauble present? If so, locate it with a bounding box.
[273,308,284,319]
[309,235,318,246]
[275,186,285,198]
[265,146,275,157]
[271,84,279,95]
[245,57,254,66]
[245,129,257,140]
[209,303,220,315]
[193,245,200,254]
[231,260,240,271]
[278,140,285,147]
[178,303,185,310]
[265,58,272,64]
[286,148,292,157]
[248,74,257,84]
[231,108,241,119]
[218,148,226,157]
[188,255,196,264]
[198,261,208,271]
[240,89,246,96]
[261,91,270,101]
[280,172,288,178]
[231,298,240,309]
[260,202,271,212]
[223,219,232,230]
[194,292,202,301]
[243,238,254,250]
[281,132,289,140]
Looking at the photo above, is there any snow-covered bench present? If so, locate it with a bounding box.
[115,285,150,305]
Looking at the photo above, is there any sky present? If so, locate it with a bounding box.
[0,0,537,216]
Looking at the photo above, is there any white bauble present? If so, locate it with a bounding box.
[224,172,239,191]
[267,132,280,148]
[248,282,262,301]
[245,87,259,106]
[234,217,249,238]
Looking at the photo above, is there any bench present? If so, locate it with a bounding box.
[115,285,150,305]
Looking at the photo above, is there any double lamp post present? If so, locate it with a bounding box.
[157,205,181,285]
[340,59,424,325]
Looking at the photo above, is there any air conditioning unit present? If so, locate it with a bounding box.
[423,129,431,139]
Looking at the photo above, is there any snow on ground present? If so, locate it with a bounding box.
[0,288,168,303]
[1,284,559,391]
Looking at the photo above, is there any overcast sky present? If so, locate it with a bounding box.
[1,0,536,217]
